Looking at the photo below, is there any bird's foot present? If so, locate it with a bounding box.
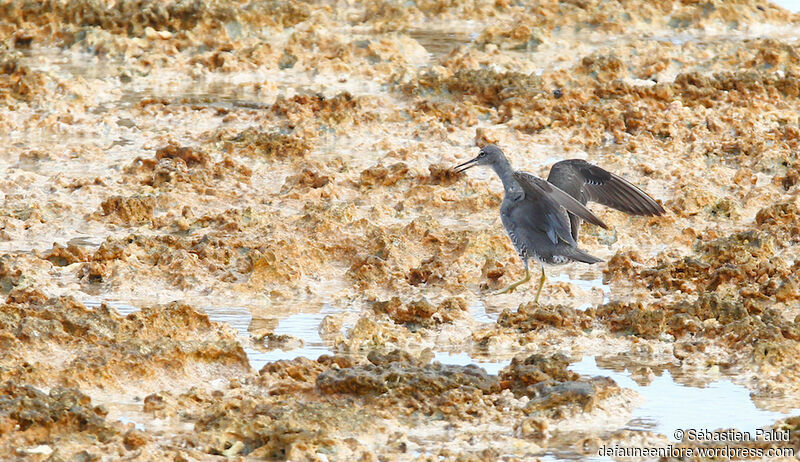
[495,269,531,295]
[495,283,520,295]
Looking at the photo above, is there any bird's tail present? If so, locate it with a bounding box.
[566,247,603,264]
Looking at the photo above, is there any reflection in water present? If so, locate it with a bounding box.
[570,356,799,440]
[83,299,140,316]
[549,272,609,310]
[117,415,145,431]
[246,309,339,370]
[83,298,339,371]
[82,298,797,448]
[468,301,498,323]
[432,351,508,375]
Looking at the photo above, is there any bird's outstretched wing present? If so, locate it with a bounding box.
[547,159,665,216]
[513,171,608,245]
[547,159,665,239]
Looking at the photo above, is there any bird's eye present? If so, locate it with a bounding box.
[479,151,486,157]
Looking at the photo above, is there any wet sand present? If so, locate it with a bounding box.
[2,0,800,460]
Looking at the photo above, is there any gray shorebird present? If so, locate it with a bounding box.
[454,144,664,303]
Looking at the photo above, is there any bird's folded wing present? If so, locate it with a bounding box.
[514,171,609,233]
[547,159,665,216]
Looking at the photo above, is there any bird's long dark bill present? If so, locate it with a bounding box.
[454,157,479,173]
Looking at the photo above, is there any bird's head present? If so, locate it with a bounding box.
[453,144,505,173]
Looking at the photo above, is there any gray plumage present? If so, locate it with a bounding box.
[453,144,664,300]
[547,159,665,240]
[501,170,604,266]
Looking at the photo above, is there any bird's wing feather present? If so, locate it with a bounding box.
[547,159,665,216]
[514,171,609,230]
[505,196,574,247]
[543,210,569,245]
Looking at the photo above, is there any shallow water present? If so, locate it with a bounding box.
[81,298,339,370]
[549,272,610,309]
[84,298,796,439]
[570,356,799,439]
[79,289,799,460]
[432,351,508,375]
[246,309,340,370]
[468,300,498,323]
[83,298,140,316]
[87,288,798,423]
[536,356,800,461]
[772,0,800,13]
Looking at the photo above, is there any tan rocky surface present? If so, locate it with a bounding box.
[1,0,800,460]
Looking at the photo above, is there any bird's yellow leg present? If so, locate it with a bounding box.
[497,266,531,295]
[533,266,546,304]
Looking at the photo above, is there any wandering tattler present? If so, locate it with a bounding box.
[454,144,664,303]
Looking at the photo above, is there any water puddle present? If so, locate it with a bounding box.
[432,351,508,375]
[82,297,797,452]
[773,0,800,12]
[570,356,799,439]
[537,356,800,461]
[116,415,145,431]
[83,298,140,316]
[246,309,339,370]
[80,297,340,429]
[82,296,512,377]
[469,300,498,323]
[466,269,608,314]
[550,273,609,310]
[81,297,340,371]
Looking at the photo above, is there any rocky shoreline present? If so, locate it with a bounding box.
[2,0,800,460]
